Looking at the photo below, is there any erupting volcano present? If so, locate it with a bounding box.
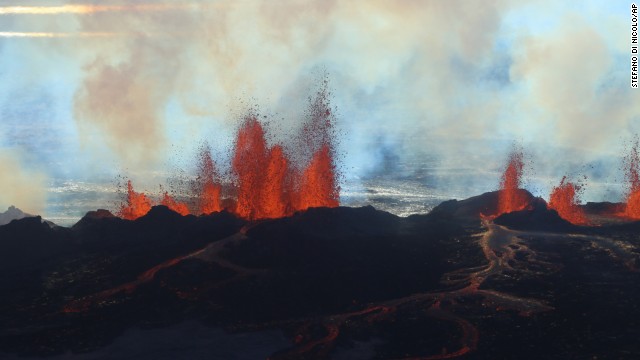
[116,87,339,221]
[622,138,640,219]
[548,176,589,225]
[495,148,530,216]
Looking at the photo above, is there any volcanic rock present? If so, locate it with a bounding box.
[0,198,639,359]
[493,197,577,232]
[582,201,625,215]
[430,189,536,221]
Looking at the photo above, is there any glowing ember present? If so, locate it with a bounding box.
[118,180,153,220]
[549,176,589,225]
[622,138,640,219]
[496,148,529,216]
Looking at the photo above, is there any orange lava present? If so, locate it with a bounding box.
[118,180,153,220]
[194,146,223,215]
[232,116,271,219]
[160,192,190,216]
[117,84,339,221]
[548,176,589,225]
[231,116,338,220]
[262,145,289,218]
[296,144,339,209]
[622,138,640,219]
[496,149,529,216]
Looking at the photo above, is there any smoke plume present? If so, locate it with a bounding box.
[0,0,636,211]
[0,149,47,214]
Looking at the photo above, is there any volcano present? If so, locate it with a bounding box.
[1,190,639,359]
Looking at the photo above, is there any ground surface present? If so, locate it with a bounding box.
[0,191,639,359]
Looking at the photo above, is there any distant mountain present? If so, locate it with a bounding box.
[0,205,33,226]
[0,205,57,227]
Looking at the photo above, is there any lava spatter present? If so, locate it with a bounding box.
[496,147,530,216]
[113,78,341,221]
[118,180,153,220]
[549,176,589,225]
[160,192,190,216]
[193,145,223,215]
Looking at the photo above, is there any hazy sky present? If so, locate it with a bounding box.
[0,0,638,216]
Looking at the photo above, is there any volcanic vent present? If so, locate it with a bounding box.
[548,176,589,225]
[118,84,340,221]
[491,146,532,218]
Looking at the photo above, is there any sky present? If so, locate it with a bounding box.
[0,0,638,221]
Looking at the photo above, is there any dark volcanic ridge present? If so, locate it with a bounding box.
[1,191,640,359]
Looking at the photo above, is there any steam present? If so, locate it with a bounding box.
[0,0,637,212]
[0,149,47,214]
[70,0,514,172]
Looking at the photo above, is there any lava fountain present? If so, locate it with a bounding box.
[262,145,289,219]
[622,138,640,219]
[296,144,339,209]
[117,82,340,221]
[118,180,153,220]
[495,148,530,216]
[160,192,190,216]
[292,87,340,210]
[193,145,223,215]
[548,176,589,225]
[232,116,279,220]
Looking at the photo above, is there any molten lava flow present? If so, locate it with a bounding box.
[119,180,153,220]
[160,192,190,216]
[496,149,529,216]
[194,147,222,215]
[296,144,339,209]
[623,138,640,219]
[549,176,589,225]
